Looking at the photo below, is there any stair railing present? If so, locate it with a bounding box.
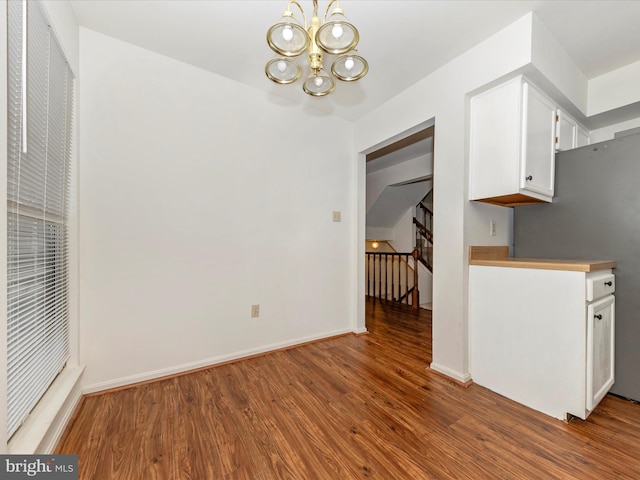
[365,249,419,309]
[414,200,433,272]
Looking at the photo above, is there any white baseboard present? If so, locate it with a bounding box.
[83,328,355,394]
[9,365,85,454]
[353,327,368,334]
[429,362,472,384]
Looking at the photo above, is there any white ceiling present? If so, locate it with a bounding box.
[70,0,640,122]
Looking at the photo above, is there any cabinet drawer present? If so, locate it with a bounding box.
[586,273,615,301]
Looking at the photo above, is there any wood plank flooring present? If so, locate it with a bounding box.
[56,298,640,479]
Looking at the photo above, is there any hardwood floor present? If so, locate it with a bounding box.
[56,298,640,479]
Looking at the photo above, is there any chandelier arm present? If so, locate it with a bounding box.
[288,0,308,28]
[323,0,339,21]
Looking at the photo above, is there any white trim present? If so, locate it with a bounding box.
[8,365,84,454]
[353,152,367,333]
[429,362,472,384]
[36,373,84,454]
[353,327,368,335]
[83,329,354,394]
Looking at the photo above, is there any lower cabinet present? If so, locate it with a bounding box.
[469,265,615,421]
[587,294,615,411]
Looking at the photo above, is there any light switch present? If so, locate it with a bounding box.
[332,211,341,222]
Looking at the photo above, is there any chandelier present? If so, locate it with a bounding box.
[265,0,369,97]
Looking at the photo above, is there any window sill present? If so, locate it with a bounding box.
[8,365,85,454]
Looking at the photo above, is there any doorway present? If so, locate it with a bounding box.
[363,125,435,313]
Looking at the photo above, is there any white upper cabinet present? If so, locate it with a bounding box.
[577,125,590,148]
[556,110,577,151]
[469,76,556,207]
[520,82,557,198]
[469,75,590,207]
[556,109,591,152]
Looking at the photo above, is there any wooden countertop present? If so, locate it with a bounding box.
[468,246,616,272]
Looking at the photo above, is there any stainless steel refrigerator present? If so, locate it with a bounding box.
[514,132,640,402]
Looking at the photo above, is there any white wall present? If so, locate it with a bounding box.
[418,263,433,306]
[366,154,432,213]
[366,226,394,241]
[588,60,640,117]
[78,29,356,390]
[354,14,535,383]
[389,208,415,253]
[530,15,588,116]
[590,118,640,143]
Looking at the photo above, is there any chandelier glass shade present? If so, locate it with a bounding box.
[315,8,358,54]
[332,52,368,81]
[266,12,309,57]
[303,69,335,96]
[265,0,368,97]
[266,57,302,83]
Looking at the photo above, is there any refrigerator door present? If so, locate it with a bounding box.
[514,133,640,402]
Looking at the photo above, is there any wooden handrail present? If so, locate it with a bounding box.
[364,251,416,256]
[413,218,433,243]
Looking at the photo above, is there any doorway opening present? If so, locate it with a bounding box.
[363,125,435,314]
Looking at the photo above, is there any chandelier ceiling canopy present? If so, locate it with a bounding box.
[265,0,369,97]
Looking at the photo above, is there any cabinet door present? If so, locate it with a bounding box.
[577,125,590,147]
[520,83,556,197]
[556,110,577,152]
[468,77,522,201]
[586,295,615,411]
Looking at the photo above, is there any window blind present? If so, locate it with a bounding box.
[7,0,74,438]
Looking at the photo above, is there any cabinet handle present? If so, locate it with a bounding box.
[595,314,603,320]
[525,175,533,181]
[604,281,613,286]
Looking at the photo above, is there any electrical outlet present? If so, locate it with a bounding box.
[332,211,341,222]
[251,305,260,318]
[489,220,497,237]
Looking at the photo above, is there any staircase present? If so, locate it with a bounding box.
[413,190,433,272]
[365,191,433,310]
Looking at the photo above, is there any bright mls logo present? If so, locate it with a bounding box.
[0,455,77,479]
